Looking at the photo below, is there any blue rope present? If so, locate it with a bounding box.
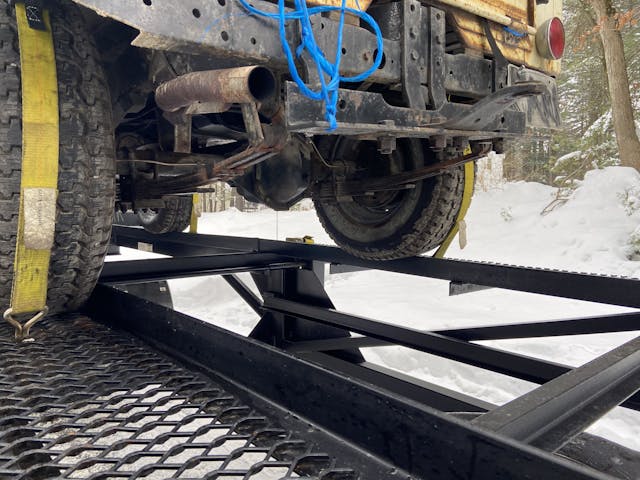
[237,0,384,131]
[503,25,526,38]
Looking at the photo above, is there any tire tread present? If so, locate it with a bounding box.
[0,0,115,313]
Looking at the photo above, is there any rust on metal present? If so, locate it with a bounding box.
[155,66,277,113]
[339,144,492,196]
[151,66,285,190]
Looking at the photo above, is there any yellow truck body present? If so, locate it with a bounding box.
[448,0,562,75]
[311,0,563,75]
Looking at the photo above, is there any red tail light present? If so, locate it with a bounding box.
[536,17,565,60]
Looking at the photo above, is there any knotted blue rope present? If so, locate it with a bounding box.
[237,0,384,131]
[503,25,527,38]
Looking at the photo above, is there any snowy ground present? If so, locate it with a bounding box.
[115,166,640,450]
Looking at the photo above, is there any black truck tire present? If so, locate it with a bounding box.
[0,1,115,313]
[137,196,193,234]
[313,138,466,260]
[114,210,142,227]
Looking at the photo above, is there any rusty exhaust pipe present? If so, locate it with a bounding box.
[155,66,276,113]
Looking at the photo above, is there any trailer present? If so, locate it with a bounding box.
[2,225,638,480]
[1,1,638,477]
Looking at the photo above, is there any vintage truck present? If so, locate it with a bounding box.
[0,0,563,313]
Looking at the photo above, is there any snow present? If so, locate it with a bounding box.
[475,151,505,192]
[447,167,640,277]
[117,166,640,451]
[553,150,581,169]
[583,110,612,138]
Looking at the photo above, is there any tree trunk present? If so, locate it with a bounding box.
[589,0,640,170]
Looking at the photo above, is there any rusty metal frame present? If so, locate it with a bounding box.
[75,0,560,136]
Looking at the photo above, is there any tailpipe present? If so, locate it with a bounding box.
[155,66,276,113]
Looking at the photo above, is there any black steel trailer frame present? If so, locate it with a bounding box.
[2,225,639,479]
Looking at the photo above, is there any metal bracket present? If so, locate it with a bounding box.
[250,264,365,364]
[173,117,192,154]
[449,281,493,296]
[401,0,426,109]
[483,19,510,91]
[427,6,447,109]
[443,82,544,130]
[472,335,640,452]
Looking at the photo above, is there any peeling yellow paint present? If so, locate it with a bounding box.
[443,0,562,74]
[308,0,373,10]
[451,9,560,75]
[308,0,562,75]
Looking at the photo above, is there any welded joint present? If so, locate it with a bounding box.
[472,335,640,452]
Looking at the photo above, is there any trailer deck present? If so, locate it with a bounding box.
[0,315,386,479]
[1,226,639,479]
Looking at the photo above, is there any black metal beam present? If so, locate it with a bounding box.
[438,311,640,341]
[222,274,264,315]
[110,227,640,309]
[560,433,640,479]
[264,295,640,411]
[263,295,569,384]
[107,228,640,411]
[472,335,640,452]
[249,266,365,364]
[329,263,369,274]
[303,351,493,412]
[449,281,493,296]
[452,411,640,479]
[99,253,304,284]
[285,336,387,352]
[84,285,609,480]
[284,311,640,352]
[111,226,248,256]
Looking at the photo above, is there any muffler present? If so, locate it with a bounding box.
[155,66,276,113]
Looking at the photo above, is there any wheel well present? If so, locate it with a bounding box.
[81,9,151,124]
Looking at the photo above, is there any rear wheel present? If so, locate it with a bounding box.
[0,0,115,313]
[312,137,466,260]
[137,196,193,234]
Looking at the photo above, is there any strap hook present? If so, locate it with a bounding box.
[3,306,48,341]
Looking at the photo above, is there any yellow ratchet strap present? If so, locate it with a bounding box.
[433,160,475,259]
[189,193,201,233]
[4,3,59,340]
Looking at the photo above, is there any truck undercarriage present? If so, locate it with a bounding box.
[0,0,564,318]
[75,0,562,259]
